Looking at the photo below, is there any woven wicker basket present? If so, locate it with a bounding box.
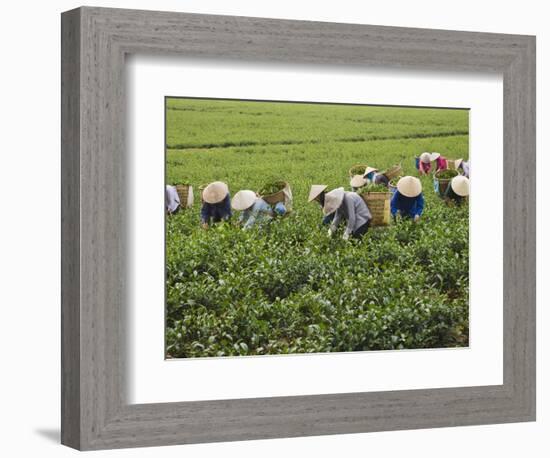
[175,184,193,208]
[383,164,403,180]
[388,176,401,195]
[433,169,459,196]
[348,164,368,177]
[360,192,392,226]
[388,183,398,195]
[260,182,288,205]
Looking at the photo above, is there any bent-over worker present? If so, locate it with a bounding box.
[390,176,425,223]
[200,181,231,228]
[231,190,273,230]
[443,175,470,205]
[324,187,372,240]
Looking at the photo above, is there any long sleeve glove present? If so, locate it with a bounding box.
[342,232,350,241]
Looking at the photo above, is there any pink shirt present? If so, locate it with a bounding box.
[418,160,431,174]
[435,157,448,171]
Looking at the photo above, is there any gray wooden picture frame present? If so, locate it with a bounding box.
[61,6,536,451]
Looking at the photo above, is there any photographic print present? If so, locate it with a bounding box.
[165,97,470,359]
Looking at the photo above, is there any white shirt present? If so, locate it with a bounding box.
[462,161,470,178]
[165,185,180,213]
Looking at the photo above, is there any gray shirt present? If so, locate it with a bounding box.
[330,191,372,236]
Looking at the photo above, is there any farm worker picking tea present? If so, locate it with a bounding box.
[443,175,470,205]
[430,152,448,172]
[324,187,372,240]
[362,166,390,187]
[165,185,180,215]
[308,184,334,225]
[363,166,379,183]
[352,172,389,189]
[416,152,433,175]
[455,158,470,178]
[231,190,274,230]
[350,174,367,192]
[200,181,232,229]
[391,176,425,223]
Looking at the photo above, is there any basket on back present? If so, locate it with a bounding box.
[433,169,459,196]
[383,164,403,180]
[175,183,194,208]
[446,158,457,170]
[259,181,288,205]
[360,191,393,226]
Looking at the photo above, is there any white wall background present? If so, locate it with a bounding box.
[0,1,546,456]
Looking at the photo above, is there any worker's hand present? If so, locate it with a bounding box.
[342,232,350,241]
[327,227,334,238]
[414,214,420,223]
[201,223,209,230]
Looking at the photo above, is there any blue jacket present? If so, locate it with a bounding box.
[200,194,232,224]
[239,198,273,229]
[391,191,424,218]
[273,202,288,216]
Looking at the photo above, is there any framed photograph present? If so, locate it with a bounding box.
[61,6,536,450]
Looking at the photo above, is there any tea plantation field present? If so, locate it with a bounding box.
[165,98,470,358]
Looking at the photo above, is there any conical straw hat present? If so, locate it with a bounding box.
[396,176,422,198]
[350,174,367,188]
[364,166,378,176]
[450,175,470,197]
[231,190,257,210]
[323,187,345,215]
[308,185,328,202]
[455,158,463,169]
[202,181,229,204]
[430,152,441,161]
[420,152,431,163]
